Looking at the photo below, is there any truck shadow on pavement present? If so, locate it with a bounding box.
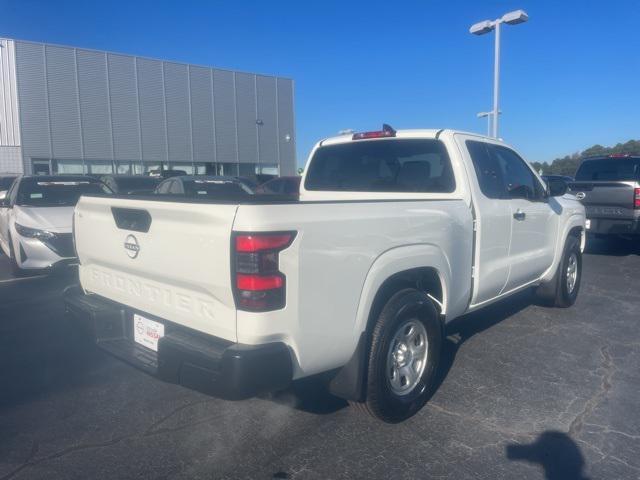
[269,289,538,416]
[506,430,590,480]
[431,289,535,400]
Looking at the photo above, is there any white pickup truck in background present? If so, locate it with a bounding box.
[65,126,585,422]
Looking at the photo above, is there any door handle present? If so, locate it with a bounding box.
[513,209,526,221]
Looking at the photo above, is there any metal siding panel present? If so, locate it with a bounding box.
[8,40,20,147]
[107,54,140,160]
[0,40,20,147]
[256,75,278,167]
[137,58,167,162]
[163,62,191,161]
[14,41,50,159]
[234,72,257,164]
[189,66,214,163]
[212,69,236,164]
[0,39,9,145]
[277,78,296,175]
[77,50,111,160]
[46,45,82,159]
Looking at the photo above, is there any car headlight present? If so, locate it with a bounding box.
[14,223,56,240]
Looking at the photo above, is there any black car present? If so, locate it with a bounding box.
[155,175,255,197]
[99,175,161,195]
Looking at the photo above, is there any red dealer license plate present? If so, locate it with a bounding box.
[133,314,165,352]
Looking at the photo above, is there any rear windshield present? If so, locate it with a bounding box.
[304,139,456,192]
[183,179,252,197]
[17,179,111,207]
[113,177,159,192]
[575,158,640,182]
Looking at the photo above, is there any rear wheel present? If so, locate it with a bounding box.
[536,235,581,308]
[351,289,442,423]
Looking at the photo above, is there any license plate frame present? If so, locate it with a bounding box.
[133,313,165,352]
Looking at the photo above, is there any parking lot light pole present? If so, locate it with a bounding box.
[470,9,528,139]
[477,110,502,136]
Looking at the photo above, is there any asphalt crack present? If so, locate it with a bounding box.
[568,345,614,437]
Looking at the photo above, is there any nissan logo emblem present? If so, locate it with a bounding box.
[124,234,140,259]
[575,192,586,200]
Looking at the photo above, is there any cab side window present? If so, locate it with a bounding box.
[490,145,544,201]
[466,140,506,199]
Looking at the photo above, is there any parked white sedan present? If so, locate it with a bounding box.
[0,175,112,273]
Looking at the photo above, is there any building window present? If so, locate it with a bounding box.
[238,163,257,179]
[218,163,239,176]
[31,159,51,175]
[52,159,83,174]
[258,164,279,176]
[194,163,210,175]
[168,162,194,175]
[86,160,113,175]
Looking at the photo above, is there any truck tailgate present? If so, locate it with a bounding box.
[569,181,637,219]
[74,196,239,342]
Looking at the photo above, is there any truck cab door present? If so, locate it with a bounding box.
[489,144,558,291]
[460,137,512,305]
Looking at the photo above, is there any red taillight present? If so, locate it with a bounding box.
[634,188,640,209]
[232,231,295,312]
[235,234,293,252]
[236,274,283,291]
[352,130,396,140]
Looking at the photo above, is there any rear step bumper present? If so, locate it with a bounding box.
[586,217,640,235]
[64,286,293,399]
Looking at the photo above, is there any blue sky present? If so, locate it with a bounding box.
[1,0,638,167]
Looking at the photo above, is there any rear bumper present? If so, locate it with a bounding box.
[586,216,640,235]
[64,287,293,399]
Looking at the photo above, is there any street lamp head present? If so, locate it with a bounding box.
[469,20,494,35]
[501,9,529,25]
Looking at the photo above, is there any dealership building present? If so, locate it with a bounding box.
[0,38,296,177]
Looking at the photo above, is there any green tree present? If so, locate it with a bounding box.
[535,140,640,176]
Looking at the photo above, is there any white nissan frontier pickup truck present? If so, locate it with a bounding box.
[65,126,585,422]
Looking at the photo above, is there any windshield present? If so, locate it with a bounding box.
[0,177,16,190]
[182,179,253,197]
[304,139,456,192]
[17,179,112,207]
[575,158,640,182]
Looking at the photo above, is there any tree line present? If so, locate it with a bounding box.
[530,139,640,176]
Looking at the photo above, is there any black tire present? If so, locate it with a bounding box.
[351,288,442,423]
[535,235,581,308]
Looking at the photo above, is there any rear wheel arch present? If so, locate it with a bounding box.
[329,266,446,403]
[365,268,445,335]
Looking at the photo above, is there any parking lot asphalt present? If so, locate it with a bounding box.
[1,238,639,480]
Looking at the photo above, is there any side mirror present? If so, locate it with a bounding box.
[547,178,568,197]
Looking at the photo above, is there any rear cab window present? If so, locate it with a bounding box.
[575,158,640,182]
[304,139,456,193]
